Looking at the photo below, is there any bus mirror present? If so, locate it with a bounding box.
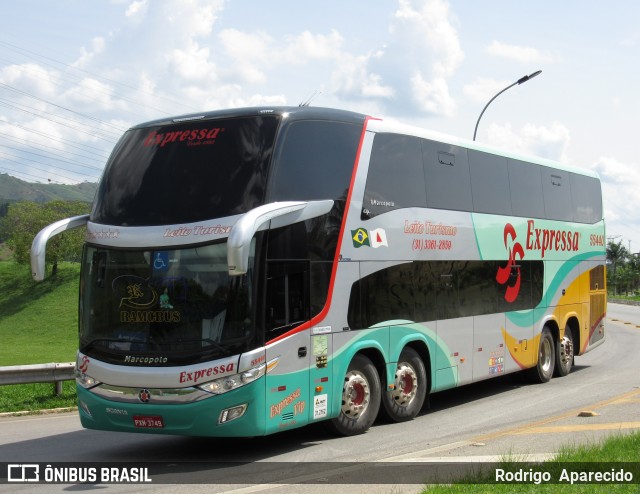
[31,214,90,281]
[227,200,334,276]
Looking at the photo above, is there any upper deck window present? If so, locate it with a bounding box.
[91,115,279,226]
[268,120,362,202]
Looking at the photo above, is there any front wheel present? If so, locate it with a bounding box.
[381,347,427,422]
[328,354,381,436]
[555,327,574,377]
[527,326,556,383]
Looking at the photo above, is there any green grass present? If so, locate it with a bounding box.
[422,432,640,493]
[0,260,79,412]
[0,381,76,413]
[0,260,79,365]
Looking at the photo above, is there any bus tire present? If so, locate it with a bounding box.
[380,347,427,422]
[329,354,381,436]
[527,326,556,383]
[555,326,574,377]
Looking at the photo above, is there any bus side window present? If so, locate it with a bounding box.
[422,140,472,212]
[362,134,426,219]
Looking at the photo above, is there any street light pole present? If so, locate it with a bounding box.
[473,70,542,141]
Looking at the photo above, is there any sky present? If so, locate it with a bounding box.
[0,0,639,251]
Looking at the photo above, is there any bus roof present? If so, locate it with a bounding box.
[129,106,598,180]
[129,106,367,130]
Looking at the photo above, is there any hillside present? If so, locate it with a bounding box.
[0,261,79,365]
[0,173,98,204]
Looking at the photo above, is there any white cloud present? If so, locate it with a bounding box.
[0,63,58,98]
[592,157,640,244]
[164,0,221,38]
[283,30,343,62]
[362,73,395,98]
[61,77,127,112]
[218,29,271,84]
[393,0,463,78]
[411,73,456,116]
[485,121,571,162]
[125,0,148,20]
[166,41,218,83]
[388,0,463,116]
[463,77,513,104]
[592,156,640,187]
[331,52,394,101]
[73,37,106,68]
[486,40,561,64]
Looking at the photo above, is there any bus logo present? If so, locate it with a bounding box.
[138,389,151,403]
[496,223,524,303]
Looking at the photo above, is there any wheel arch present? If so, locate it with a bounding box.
[397,339,432,395]
[332,340,386,409]
[564,315,581,352]
[539,316,560,343]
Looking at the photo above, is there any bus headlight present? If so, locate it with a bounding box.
[76,371,100,389]
[197,358,279,395]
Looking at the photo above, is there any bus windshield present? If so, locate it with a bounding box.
[80,241,257,366]
[91,115,279,226]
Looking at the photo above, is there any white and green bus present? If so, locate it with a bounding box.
[32,106,606,437]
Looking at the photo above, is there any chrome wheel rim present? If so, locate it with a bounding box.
[341,371,370,418]
[391,363,418,407]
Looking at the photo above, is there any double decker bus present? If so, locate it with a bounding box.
[32,106,606,437]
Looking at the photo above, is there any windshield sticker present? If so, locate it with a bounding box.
[153,252,169,272]
[114,275,182,323]
[143,127,225,148]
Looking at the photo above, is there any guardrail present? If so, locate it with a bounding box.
[0,362,75,396]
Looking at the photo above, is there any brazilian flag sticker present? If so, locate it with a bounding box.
[351,228,370,248]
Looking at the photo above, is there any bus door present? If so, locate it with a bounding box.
[264,260,312,433]
[434,262,474,388]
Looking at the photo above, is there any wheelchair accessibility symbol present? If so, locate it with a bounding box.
[153,252,169,272]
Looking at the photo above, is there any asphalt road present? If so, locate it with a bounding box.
[1,302,639,493]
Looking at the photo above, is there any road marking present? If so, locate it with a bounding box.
[471,388,640,443]
[606,317,640,329]
[513,422,640,434]
[107,390,640,493]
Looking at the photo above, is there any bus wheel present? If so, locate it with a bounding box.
[555,327,574,377]
[527,326,556,383]
[381,347,427,422]
[329,354,381,436]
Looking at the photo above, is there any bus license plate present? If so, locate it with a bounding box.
[133,415,164,428]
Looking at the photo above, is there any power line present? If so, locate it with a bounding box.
[0,81,128,134]
[0,134,107,165]
[0,152,95,183]
[0,142,104,173]
[0,98,121,142]
[0,40,201,117]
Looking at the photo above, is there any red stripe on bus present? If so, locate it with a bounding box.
[266,116,377,345]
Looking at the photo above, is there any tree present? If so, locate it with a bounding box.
[0,201,90,276]
[607,240,630,296]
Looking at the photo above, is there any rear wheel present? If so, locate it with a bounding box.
[527,326,555,383]
[381,347,427,422]
[555,326,574,377]
[329,354,381,436]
